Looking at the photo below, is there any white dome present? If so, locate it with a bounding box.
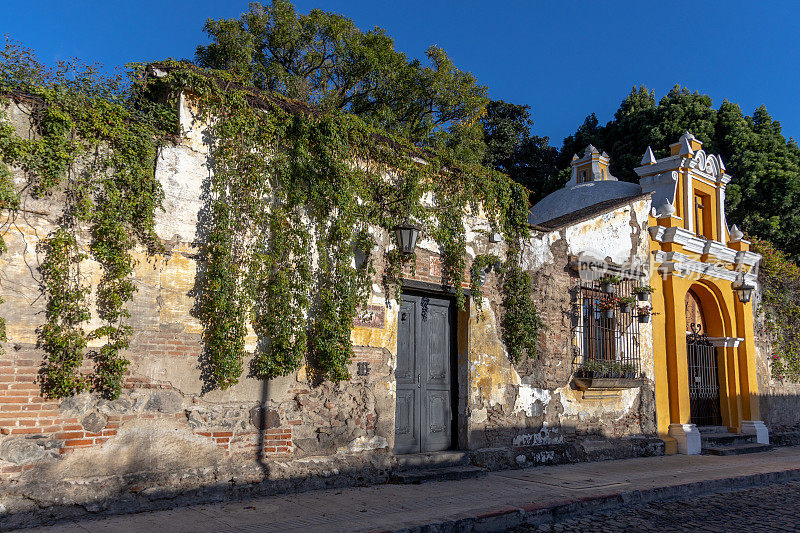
[528,180,643,226]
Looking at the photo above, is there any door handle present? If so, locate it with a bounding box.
[417,373,421,388]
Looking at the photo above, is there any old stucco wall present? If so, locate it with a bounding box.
[0,95,661,525]
[465,198,661,469]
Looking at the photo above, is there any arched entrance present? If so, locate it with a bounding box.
[685,289,722,426]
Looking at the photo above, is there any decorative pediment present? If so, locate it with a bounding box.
[689,150,722,178]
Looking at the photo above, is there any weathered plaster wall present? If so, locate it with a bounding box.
[466,198,661,469]
[0,96,661,525]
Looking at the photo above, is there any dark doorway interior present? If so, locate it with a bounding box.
[687,324,722,426]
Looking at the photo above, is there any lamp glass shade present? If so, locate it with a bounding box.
[393,222,420,254]
[732,278,755,304]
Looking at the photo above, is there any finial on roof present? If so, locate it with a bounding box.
[718,155,726,171]
[585,145,599,156]
[662,199,676,216]
[641,146,657,165]
[729,224,744,242]
[678,136,694,157]
[601,151,610,159]
[682,131,696,140]
[571,153,579,162]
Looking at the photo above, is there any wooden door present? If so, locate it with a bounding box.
[394,294,453,454]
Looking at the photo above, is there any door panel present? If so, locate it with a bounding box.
[396,299,416,383]
[394,298,420,454]
[394,389,418,454]
[394,294,453,454]
[421,298,451,452]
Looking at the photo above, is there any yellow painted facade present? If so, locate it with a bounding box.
[638,133,764,453]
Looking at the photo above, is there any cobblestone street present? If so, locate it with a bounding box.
[516,480,800,532]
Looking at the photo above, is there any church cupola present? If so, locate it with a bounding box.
[528,145,641,226]
[570,145,617,184]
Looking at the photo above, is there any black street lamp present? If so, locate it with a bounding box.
[732,273,755,304]
[393,220,421,255]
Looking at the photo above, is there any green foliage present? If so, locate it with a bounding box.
[560,84,800,259]
[751,237,800,381]
[468,253,500,318]
[196,1,489,146]
[481,100,560,203]
[192,4,544,379]
[1,26,543,394]
[576,359,637,377]
[632,284,655,295]
[37,229,91,397]
[250,211,312,381]
[501,261,543,364]
[0,39,173,398]
[150,51,539,386]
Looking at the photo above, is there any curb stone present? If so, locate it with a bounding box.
[388,467,800,532]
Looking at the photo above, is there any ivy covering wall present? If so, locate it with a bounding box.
[750,237,800,382]
[0,47,175,399]
[0,46,543,399]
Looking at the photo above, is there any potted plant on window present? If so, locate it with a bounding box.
[597,296,618,318]
[620,362,637,379]
[599,274,621,294]
[618,296,636,313]
[637,304,655,323]
[633,284,655,301]
[573,360,641,390]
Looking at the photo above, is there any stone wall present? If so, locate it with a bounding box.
[753,297,800,431]
[0,95,662,525]
[465,197,661,470]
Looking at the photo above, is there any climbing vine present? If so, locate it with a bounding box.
[0,156,20,354]
[143,61,543,387]
[500,260,544,364]
[469,253,500,318]
[0,41,175,398]
[750,237,800,381]
[0,41,545,396]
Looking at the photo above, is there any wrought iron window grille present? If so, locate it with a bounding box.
[571,278,642,379]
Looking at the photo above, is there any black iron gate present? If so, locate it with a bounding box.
[686,324,721,426]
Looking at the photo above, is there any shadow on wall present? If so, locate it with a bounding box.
[0,419,673,529]
[4,386,800,530]
[759,391,800,433]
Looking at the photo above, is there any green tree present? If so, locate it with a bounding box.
[196,1,488,146]
[481,100,560,202]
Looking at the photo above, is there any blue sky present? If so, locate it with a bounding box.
[3,1,799,147]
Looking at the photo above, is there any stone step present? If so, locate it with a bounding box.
[389,465,488,484]
[702,443,773,456]
[395,450,471,469]
[701,432,756,447]
[696,425,729,434]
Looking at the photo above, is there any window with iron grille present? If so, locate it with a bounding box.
[572,277,642,378]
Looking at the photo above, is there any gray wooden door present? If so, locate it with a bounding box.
[394,294,453,454]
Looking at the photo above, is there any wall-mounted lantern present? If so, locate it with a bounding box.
[732,273,755,304]
[393,220,421,255]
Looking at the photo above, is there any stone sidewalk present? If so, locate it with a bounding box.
[25,447,800,533]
